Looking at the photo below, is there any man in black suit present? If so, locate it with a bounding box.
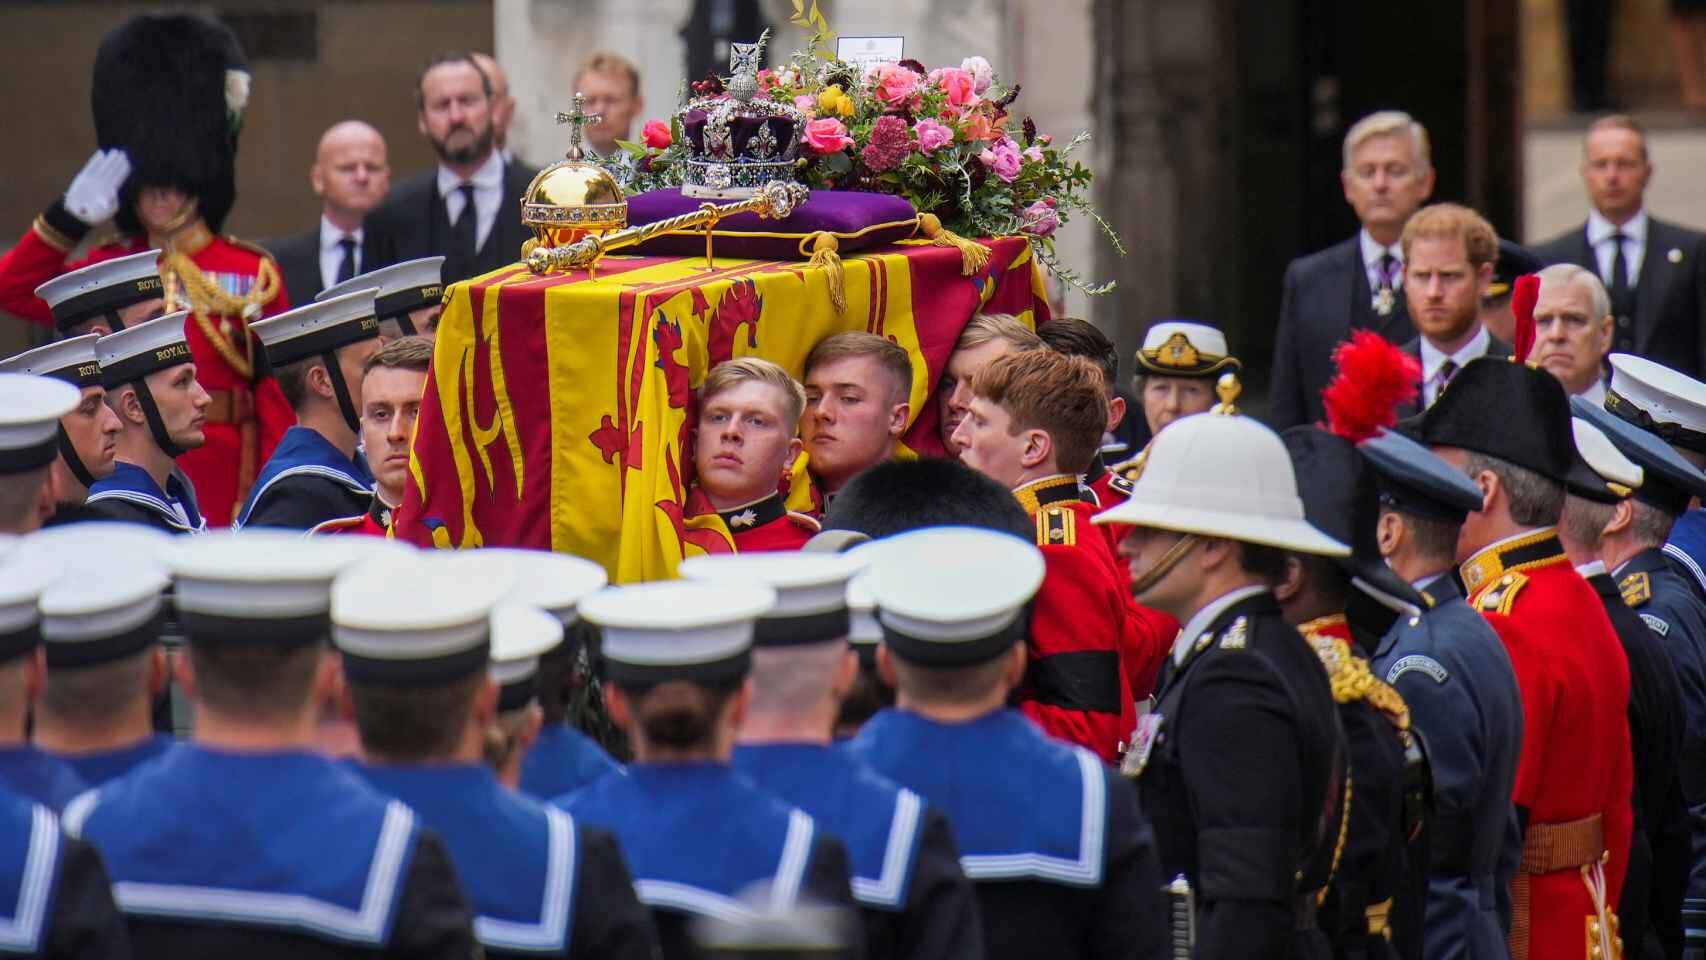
[266,120,390,306]
[1531,115,1706,380]
[1393,204,1513,420]
[1270,111,1435,429]
[366,51,538,286]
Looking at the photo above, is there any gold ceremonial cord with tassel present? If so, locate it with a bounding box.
[162,250,280,380]
[915,212,990,275]
[805,231,846,313]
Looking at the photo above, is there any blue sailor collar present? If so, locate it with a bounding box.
[0,793,59,955]
[1665,508,1706,597]
[847,708,1106,887]
[59,734,175,788]
[86,462,205,532]
[733,742,925,910]
[359,763,576,955]
[563,761,818,921]
[238,426,374,526]
[62,745,417,947]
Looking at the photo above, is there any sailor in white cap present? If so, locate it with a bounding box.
[63,531,480,956]
[1602,354,1706,610]
[31,248,165,336]
[0,337,123,527]
[237,289,384,530]
[842,526,1166,960]
[1091,411,1349,958]
[682,552,982,960]
[0,549,87,810]
[0,374,82,535]
[318,256,445,338]
[557,580,860,960]
[832,573,892,738]
[84,312,210,533]
[24,524,176,786]
[451,548,618,799]
[338,557,658,960]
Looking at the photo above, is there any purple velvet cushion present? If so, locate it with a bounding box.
[624,188,918,260]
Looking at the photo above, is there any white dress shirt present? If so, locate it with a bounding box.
[1587,208,1647,289]
[1577,376,1608,408]
[1360,229,1405,292]
[317,217,364,291]
[436,149,506,252]
[1419,324,1491,408]
[1575,559,1608,579]
[1171,585,1269,666]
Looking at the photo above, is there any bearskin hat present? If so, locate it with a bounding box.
[91,13,249,235]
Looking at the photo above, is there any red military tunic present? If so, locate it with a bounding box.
[716,491,819,553]
[1460,529,1633,960]
[1085,453,1136,551]
[1013,475,1174,762]
[308,496,393,537]
[0,211,294,527]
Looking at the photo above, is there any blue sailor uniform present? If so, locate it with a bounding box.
[847,708,1168,960]
[0,787,130,959]
[53,736,174,790]
[556,762,859,960]
[518,726,620,801]
[733,743,982,960]
[1664,508,1706,606]
[62,745,477,959]
[359,763,657,960]
[1371,573,1524,960]
[237,426,373,530]
[0,748,87,814]
[83,463,204,534]
[1615,547,1706,954]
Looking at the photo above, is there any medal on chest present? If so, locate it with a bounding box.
[1372,286,1396,317]
[1121,712,1165,779]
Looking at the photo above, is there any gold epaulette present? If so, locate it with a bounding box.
[1110,450,1146,484]
[1106,471,1135,496]
[1620,571,1652,608]
[1302,624,1412,733]
[1035,504,1077,547]
[787,510,822,533]
[1472,570,1529,615]
[222,234,278,262]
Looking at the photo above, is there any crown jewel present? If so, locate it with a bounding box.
[678,31,804,199]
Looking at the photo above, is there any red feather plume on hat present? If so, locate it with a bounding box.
[1320,330,1422,443]
[1510,273,1541,363]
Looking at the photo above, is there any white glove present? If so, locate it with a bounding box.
[63,149,132,225]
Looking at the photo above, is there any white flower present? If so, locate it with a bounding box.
[961,56,994,94]
[224,69,251,119]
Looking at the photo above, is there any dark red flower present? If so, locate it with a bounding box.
[860,115,913,173]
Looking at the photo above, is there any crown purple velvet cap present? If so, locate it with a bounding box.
[624,188,919,260]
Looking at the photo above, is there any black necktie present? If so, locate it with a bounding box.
[1433,359,1459,407]
[1608,232,1634,342]
[335,236,357,284]
[449,183,477,278]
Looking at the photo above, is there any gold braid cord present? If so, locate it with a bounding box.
[163,251,280,381]
[1299,617,1412,733]
[1320,770,1353,905]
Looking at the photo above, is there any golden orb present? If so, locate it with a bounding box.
[520,161,628,251]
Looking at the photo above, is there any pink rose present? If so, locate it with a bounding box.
[793,94,818,116]
[641,119,672,150]
[961,56,995,94]
[802,117,855,154]
[870,62,921,107]
[914,118,954,154]
[978,136,1022,182]
[933,67,977,108]
[1020,198,1059,237]
[1023,144,1044,163]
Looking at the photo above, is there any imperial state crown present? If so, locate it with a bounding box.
[678,32,804,199]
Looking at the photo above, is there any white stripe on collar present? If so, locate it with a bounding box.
[959,748,1106,886]
[474,805,576,952]
[850,788,923,908]
[0,804,57,953]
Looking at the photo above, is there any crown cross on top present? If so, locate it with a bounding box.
[554,92,603,161]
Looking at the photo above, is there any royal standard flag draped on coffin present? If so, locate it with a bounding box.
[395,236,1050,582]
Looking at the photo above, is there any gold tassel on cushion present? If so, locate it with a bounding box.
[805,231,846,314]
[916,213,991,275]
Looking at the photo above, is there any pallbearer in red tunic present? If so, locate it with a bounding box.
[690,358,819,553]
[0,14,293,527]
[308,333,435,538]
[1415,356,1634,960]
[952,348,1178,760]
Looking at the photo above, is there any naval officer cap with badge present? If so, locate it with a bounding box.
[1564,412,1694,960]
[1090,399,1349,960]
[84,311,209,533]
[62,531,482,956]
[1600,352,1706,610]
[555,578,862,960]
[683,551,985,960]
[0,374,82,535]
[1359,421,1526,960]
[841,527,1167,960]
[0,336,124,527]
[335,553,660,960]
[444,547,618,799]
[238,288,384,531]
[0,545,130,959]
